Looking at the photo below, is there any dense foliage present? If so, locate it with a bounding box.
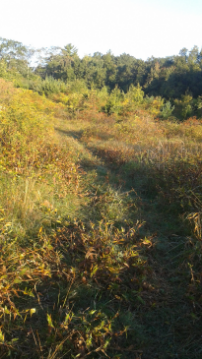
[1,37,202,120]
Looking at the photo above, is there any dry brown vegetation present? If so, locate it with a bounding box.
[0,78,202,359]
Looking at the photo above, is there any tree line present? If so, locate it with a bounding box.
[1,37,202,119]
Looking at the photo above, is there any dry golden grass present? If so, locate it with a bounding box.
[0,79,202,358]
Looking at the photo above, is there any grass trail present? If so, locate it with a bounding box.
[1,81,202,358]
[54,116,202,359]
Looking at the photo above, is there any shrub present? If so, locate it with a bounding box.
[161,101,175,119]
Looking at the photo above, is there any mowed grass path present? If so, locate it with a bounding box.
[0,82,202,358]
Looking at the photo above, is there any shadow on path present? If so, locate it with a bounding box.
[54,125,202,359]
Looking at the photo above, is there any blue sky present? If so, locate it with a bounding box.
[1,0,202,59]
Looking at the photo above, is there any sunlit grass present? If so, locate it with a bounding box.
[0,78,202,358]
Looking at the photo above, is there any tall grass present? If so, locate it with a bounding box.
[0,77,202,358]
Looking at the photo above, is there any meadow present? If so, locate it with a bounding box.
[0,77,202,359]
